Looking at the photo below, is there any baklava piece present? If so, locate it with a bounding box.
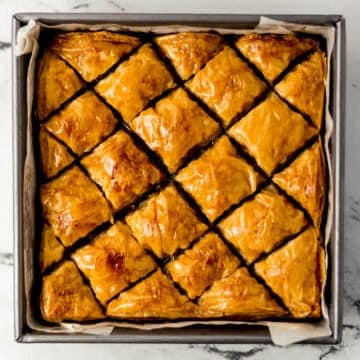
[96,44,176,122]
[44,91,117,155]
[41,261,104,323]
[218,186,308,264]
[72,222,157,305]
[198,267,287,319]
[275,51,327,129]
[36,49,83,121]
[236,34,317,82]
[129,88,220,172]
[186,46,267,126]
[176,136,264,222]
[107,270,196,319]
[40,167,111,247]
[255,226,325,318]
[273,139,325,227]
[125,185,207,259]
[50,31,141,82]
[81,131,163,212]
[155,32,224,80]
[39,129,74,179]
[39,224,64,272]
[228,92,317,175]
[167,232,240,299]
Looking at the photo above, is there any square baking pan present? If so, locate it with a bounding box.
[12,13,346,344]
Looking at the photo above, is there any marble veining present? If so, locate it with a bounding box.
[349,197,360,223]
[106,0,126,10]
[189,344,266,359]
[71,3,90,9]
[0,41,11,50]
[0,253,13,265]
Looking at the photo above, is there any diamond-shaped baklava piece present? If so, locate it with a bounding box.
[96,44,176,122]
[36,49,83,121]
[72,222,157,305]
[50,31,141,82]
[44,91,117,155]
[186,46,267,126]
[219,185,308,263]
[273,139,325,227]
[125,185,207,258]
[81,131,163,212]
[129,88,220,172]
[40,167,112,247]
[39,224,64,272]
[236,34,317,82]
[107,270,196,319]
[39,129,74,179]
[275,51,326,128]
[166,232,239,299]
[41,261,104,323]
[155,32,224,80]
[176,136,264,222]
[228,92,317,175]
[255,227,325,318]
[198,267,286,319]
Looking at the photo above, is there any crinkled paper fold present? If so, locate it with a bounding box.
[17,16,334,346]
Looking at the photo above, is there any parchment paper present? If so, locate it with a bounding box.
[16,16,335,346]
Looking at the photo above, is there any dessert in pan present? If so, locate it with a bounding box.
[35,30,327,323]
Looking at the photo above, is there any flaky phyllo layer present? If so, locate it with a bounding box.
[36,31,327,323]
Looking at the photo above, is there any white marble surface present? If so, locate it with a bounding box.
[1,0,360,358]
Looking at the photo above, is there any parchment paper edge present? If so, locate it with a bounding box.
[16,16,335,346]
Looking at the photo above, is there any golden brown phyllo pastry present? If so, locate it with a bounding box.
[72,222,157,305]
[175,136,264,222]
[36,49,83,121]
[36,30,327,323]
[186,46,268,126]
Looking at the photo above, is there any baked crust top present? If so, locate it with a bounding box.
[96,44,176,122]
[36,31,327,323]
[39,129,74,179]
[273,139,325,227]
[40,167,112,247]
[39,224,64,272]
[36,49,83,121]
[167,232,240,299]
[198,267,287,319]
[50,31,141,82]
[81,131,163,212]
[44,91,118,156]
[275,51,326,129]
[255,227,324,318]
[129,88,220,172]
[107,270,197,319]
[176,136,264,222]
[72,222,156,305]
[156,32,224,80]
[186,46,267,126]
[125,185,208,259]
[228,92,318,175]
[236,34,317,82]
[219,186,308,263]
[41,261,104,323]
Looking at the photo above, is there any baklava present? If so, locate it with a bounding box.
[36,31,327,323]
